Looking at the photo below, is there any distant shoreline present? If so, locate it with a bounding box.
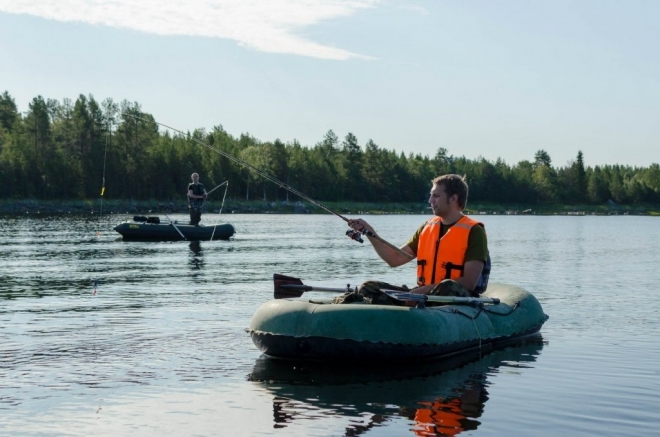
[0,199,660,216]
[0,198,658,216]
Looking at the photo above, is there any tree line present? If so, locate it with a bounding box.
[1,91,659,206]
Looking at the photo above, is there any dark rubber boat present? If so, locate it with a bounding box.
[114,216,235,241]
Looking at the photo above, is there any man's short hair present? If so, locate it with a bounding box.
[432,174,469,209]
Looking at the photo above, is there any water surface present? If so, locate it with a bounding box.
[1,213,659,436]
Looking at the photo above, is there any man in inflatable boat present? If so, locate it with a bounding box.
[345,174,491,303]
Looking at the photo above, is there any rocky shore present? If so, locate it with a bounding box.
[0,198,657,216]
[0,199,311,215]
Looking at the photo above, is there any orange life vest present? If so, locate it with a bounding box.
[414,399,465,436]
[415,215,483,287]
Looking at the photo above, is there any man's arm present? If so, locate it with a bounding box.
[348,218,415,267]
[364,236,415,267]
[188,187,206,199]
[459,224,488,292]
[455,260,485,292]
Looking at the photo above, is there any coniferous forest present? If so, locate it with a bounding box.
[1,92,659,207]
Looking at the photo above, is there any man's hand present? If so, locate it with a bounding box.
[410,284,435,295]
[347,218,376,235]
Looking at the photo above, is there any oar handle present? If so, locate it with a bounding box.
[383,291,500,305]
[170,222,186,240]
[279,284,354,293]
[162,213,186,240]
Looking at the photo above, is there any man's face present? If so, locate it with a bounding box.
[428,183,452,216]
[192,174,199,183]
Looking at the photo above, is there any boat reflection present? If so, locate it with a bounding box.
[248,337,545,436]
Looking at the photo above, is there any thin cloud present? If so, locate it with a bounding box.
[0,0,379,60]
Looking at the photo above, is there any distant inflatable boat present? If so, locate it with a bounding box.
[114,216,235,241]
[249,282,548,361]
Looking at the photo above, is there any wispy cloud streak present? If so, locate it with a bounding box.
[0,0,379,59]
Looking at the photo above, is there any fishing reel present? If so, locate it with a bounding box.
[346,228,364,243]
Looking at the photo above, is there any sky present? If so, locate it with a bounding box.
[1,0,658,168]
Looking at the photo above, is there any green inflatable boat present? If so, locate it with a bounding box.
[114,216,235,241]
[249,278,548,361]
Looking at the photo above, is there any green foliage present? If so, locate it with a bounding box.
[1,91,658,207]
[0,91,18,132]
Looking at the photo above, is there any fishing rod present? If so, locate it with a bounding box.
[125,113,413,260]
[206,180,228,197]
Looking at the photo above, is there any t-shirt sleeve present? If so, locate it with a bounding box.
[465,224,488,263]
[406,222,427,255]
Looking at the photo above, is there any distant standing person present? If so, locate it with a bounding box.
[188,173,207,226]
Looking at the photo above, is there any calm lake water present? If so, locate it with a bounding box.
[1,213,659,436]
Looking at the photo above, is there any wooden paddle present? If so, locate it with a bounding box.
[273,274,500,305]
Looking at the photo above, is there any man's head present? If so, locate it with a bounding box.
[431,174,469,210]
[191,173,200,183]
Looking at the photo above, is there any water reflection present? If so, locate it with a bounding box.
[249,337,545,436]
[188,241,204,270]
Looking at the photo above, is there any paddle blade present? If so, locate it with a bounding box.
[274,273,305,299]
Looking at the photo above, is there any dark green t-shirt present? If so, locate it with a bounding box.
[406,218,489,263]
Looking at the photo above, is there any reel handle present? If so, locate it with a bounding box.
[345,228,364,243]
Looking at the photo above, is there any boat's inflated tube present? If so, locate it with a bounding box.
[249,283,548,361]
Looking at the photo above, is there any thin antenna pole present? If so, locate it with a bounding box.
[100,121,110,216]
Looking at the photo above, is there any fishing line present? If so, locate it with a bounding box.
[206,180,229,215]
[125,113,413,259]
[220,181,229,215]
[126,115,344,216]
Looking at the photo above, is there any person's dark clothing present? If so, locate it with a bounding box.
[188,182,206,225]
